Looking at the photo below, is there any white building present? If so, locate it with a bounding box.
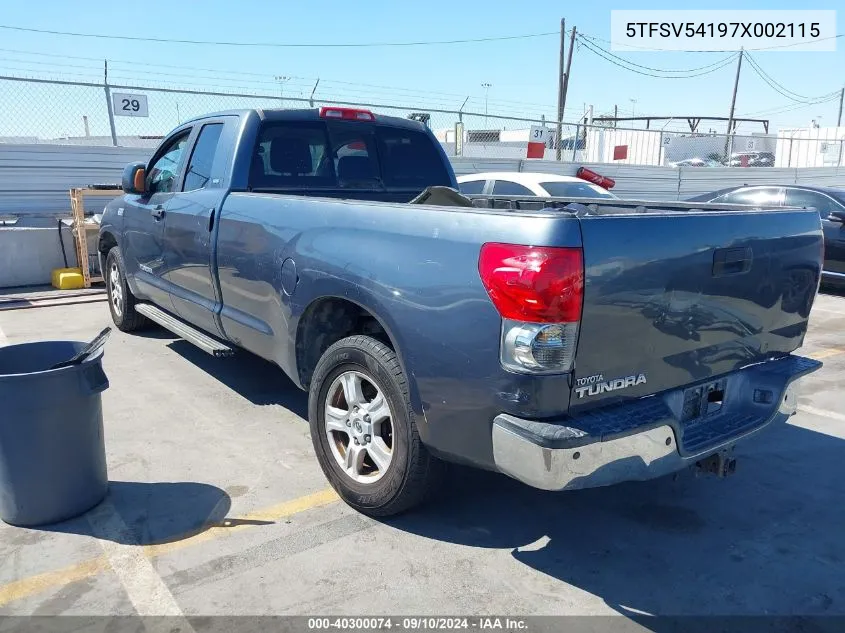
[775,126,845,168]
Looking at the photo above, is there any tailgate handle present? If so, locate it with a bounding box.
[713,247,752,276]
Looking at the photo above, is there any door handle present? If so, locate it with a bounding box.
[151,205,165,220]
[713,247,752,276]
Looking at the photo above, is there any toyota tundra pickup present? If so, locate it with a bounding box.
[98,106,824,516]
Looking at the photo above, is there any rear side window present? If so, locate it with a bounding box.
[183,123,224,191]
[540,181,616,199]
[458,180,485,195]
[375,127,452,188]
[492,180,534,196]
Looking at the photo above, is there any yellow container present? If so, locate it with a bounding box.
[51,268,85,290]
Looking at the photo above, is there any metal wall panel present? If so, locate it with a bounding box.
[1,145,843,219]
[0,144,150,215]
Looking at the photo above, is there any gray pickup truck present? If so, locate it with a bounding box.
[98,106,824,516]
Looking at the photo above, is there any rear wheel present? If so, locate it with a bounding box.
[105,247,148,332]
[308,335,443,517]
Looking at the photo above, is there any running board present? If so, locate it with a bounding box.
[135,303,234,357]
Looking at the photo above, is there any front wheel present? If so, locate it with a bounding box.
[308,335,443,517]
[105,247,148,332]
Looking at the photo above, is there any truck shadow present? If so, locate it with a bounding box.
[165,340,308,418]
[386,423,845,621]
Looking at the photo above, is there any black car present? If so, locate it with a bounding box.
[688,184,845,287]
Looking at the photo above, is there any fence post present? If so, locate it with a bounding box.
[572,124,579,162]
[676,165,682,200]
[658,131,664,165]
[103,61,118,147]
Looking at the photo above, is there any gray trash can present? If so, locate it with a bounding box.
[0,340,109,527]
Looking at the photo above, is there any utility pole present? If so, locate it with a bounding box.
[556,24,576,160]
[724,49,744,160]
[837,87,844,127]
[555,19,566,160]
[614,104,618,128]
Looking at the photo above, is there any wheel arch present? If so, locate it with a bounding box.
[294,295,408,392]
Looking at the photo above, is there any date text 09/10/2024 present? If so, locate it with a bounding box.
[307,618,528,631]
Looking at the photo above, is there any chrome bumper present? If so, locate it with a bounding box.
[492,376,806,492]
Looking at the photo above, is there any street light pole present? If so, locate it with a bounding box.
[481,82,492,127]
[274,75,290,108]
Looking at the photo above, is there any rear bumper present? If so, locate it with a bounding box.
[492,354,820,491]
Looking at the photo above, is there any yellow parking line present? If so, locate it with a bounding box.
[807,347,845,360]
[143,487,340,559]
[0,556,110,608]
[0,487,339,609]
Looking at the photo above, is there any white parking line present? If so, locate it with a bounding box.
[85,500,195,629]
[799,405,845,423]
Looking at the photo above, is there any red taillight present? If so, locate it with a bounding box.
[319,107,375,122]
[478,243,584,323]
[576,167,615,190]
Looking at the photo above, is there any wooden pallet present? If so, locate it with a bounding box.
[69,188,121,288]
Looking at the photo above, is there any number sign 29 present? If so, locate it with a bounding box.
[112,92,149,118]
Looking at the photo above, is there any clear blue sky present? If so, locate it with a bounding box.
[0,0,841,139]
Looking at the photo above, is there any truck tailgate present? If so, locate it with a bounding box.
[571,208,822,412]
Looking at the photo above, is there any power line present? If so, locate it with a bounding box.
[0,45,562,113]
[0,24,558,48]
[577,33,738,71]
[739,93,840,118]
[743,51,839,103]
[576,37,738,78]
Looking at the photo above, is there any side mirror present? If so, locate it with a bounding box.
[829,212,845,223]
[122,162,146,195]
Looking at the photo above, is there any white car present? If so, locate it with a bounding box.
[456,172,617,199]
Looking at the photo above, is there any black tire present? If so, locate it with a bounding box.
[308,335,443,517]
[105,247,149,332]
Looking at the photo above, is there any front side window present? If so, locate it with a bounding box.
[183,123,224,192]
[147,131,190,195]
[784,189,837,215]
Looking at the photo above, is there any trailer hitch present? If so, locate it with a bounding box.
[695,451,737,478]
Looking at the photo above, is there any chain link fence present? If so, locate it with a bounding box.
[1,75,844,167]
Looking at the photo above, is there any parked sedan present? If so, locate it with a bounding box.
[456,172,618,199]
[669,158,722,168]
[688,184,845,286]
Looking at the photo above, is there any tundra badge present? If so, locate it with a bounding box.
[575,373,647,398]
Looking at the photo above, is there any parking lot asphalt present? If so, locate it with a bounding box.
[0,292,844,619]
